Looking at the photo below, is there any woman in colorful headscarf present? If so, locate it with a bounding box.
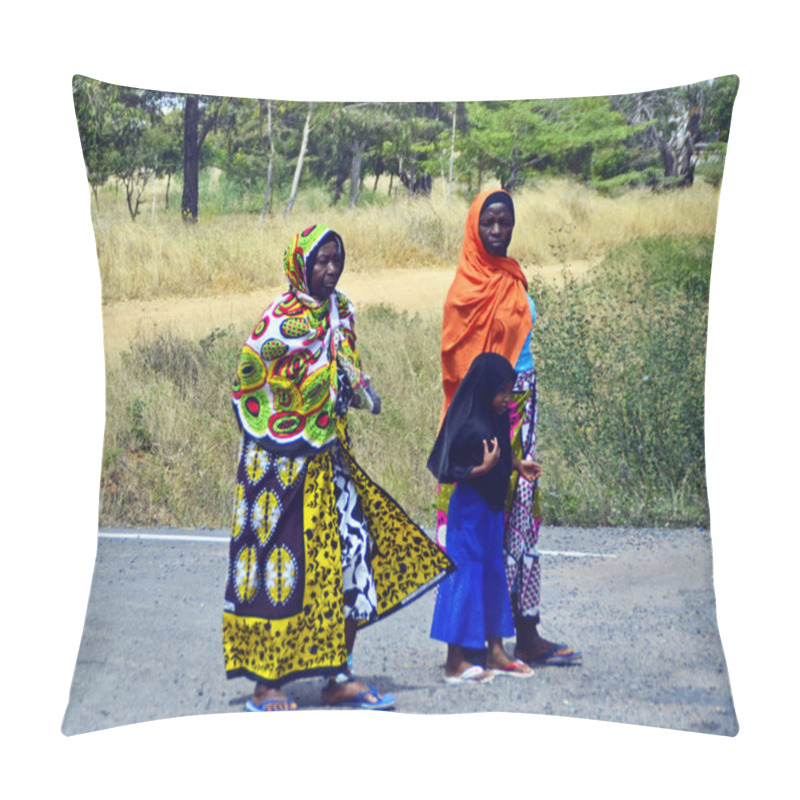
[437,189,581,667]
[224,225,453,711]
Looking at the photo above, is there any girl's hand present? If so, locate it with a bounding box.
[468,438,500,478]
[482,437,501,472]
[514,458,542,482]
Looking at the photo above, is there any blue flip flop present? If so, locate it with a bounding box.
[529,644,582,666]
[331,684,396,710]
[245,697,297,712]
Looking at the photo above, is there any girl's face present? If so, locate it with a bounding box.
[492,378,514,415]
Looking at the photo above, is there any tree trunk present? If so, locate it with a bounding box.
[182,95,199,223]
[260,100,276,223]
[671,106,702,185]
[349,139,366,208]
[504,164,520,193]
[165,173,171,210]
[285,102,314,215]
[448,102,457,202]
[332,172,346,204]
[124,169,148,221]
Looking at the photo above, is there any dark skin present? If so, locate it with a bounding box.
[443,378,539,680]
[308,239,344,300]
[478,202,514,257]
[250,238,385,710]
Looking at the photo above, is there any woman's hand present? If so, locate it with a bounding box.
[514,458,542,482]
[468,437,501,478]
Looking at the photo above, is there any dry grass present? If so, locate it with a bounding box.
[93,179,720,528]
[98,311,444,528]
[88,178,721,303]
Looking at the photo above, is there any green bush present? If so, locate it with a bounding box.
[592,168,662,196]
[531,235,712,526]
[601,236,713,302]
[696,159,726,188]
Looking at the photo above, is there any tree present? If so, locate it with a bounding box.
[259,99,276,221]
[285,102,315,215]
[335,103,393,207]
[72,76,122,206]
[703,75,739,144]
[463,98,632,191]
[152,109,183,210]
[112,115,158,220]
[448,102,458,202]
[181,94,223,222]
[609,78,739,187]
[390,103,448,196]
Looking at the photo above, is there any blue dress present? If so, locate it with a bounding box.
[429,481,515,648]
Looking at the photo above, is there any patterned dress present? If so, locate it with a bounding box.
[223,226,453,687]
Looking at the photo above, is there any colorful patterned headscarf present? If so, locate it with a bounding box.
[231,225,361,454]
[283,225,345,297]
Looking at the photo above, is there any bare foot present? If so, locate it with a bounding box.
[514,637,580,663]
[321,679,377,705]
[486,640,534,676]
[248,686,297,711]
[486,656,533,676]
[443,660,493,682]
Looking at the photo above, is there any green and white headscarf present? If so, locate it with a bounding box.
[232,225,360,453]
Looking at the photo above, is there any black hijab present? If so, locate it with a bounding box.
[427,352,517,511]
[481,190,515,224]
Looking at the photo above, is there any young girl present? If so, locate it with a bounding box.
[427,352,541,682]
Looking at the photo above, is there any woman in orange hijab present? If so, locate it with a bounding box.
[437,188,581,667]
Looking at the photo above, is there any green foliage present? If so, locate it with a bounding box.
[696,157,726,188]
[75,78,738,217]
[531,235,712,525]
[703,75,739,143]
[463,97,635,190]
[593,166,703,196]
[601,236,713,302]
[73,76,120,190]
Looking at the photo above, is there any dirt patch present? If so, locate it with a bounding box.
[101,262,592,357]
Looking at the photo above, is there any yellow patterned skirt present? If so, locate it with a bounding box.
[223,419,453,686]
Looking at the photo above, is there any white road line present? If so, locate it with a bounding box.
[98,531,616,558]
[539,549,616,559]
[99,532,229,544]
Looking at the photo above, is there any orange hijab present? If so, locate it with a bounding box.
[440,188,532,424]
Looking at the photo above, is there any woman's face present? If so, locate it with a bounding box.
[478,202,514,256]
[492,377,515,415]
[308,240,343,299]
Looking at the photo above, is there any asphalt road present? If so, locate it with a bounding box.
[61,525,737,736]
